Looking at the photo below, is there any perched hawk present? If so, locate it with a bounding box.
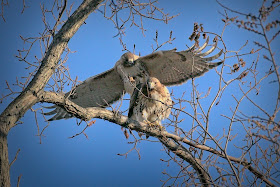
[45,37,223,121]
[128,77,172,126]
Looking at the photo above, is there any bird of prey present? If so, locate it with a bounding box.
[45,37,223,121]
[128,77,172,127]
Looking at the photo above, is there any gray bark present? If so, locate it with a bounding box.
[0,126,9,187]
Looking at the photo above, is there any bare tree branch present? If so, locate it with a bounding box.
[39,90,276,187]
[0,1,104,186]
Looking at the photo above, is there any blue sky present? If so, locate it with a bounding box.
[0,0,279,186]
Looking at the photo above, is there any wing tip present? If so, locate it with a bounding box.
[202,49,224,62]
[43,105,73,121]
[209,61,223,68]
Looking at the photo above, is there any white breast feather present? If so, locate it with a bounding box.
[132,86,172,125]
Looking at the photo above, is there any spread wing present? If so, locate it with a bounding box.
[45,68,125,121]
[136,37,224,86]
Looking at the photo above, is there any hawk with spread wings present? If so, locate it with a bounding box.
[45,37,223,121]
[128,77,172,127]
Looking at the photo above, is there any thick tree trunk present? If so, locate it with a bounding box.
[0,93,37,187]
[0,127,10,187]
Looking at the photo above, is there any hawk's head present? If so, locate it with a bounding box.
[145,77,169,99]
[147,77,162,91]
[115,52,140,67]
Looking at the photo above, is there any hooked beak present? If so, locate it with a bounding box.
[124,58,134,67]
[128,58,134,65]
[147,80,154,91]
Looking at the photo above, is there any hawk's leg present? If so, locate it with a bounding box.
[143,120,163,130]
[143,119,153,126]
